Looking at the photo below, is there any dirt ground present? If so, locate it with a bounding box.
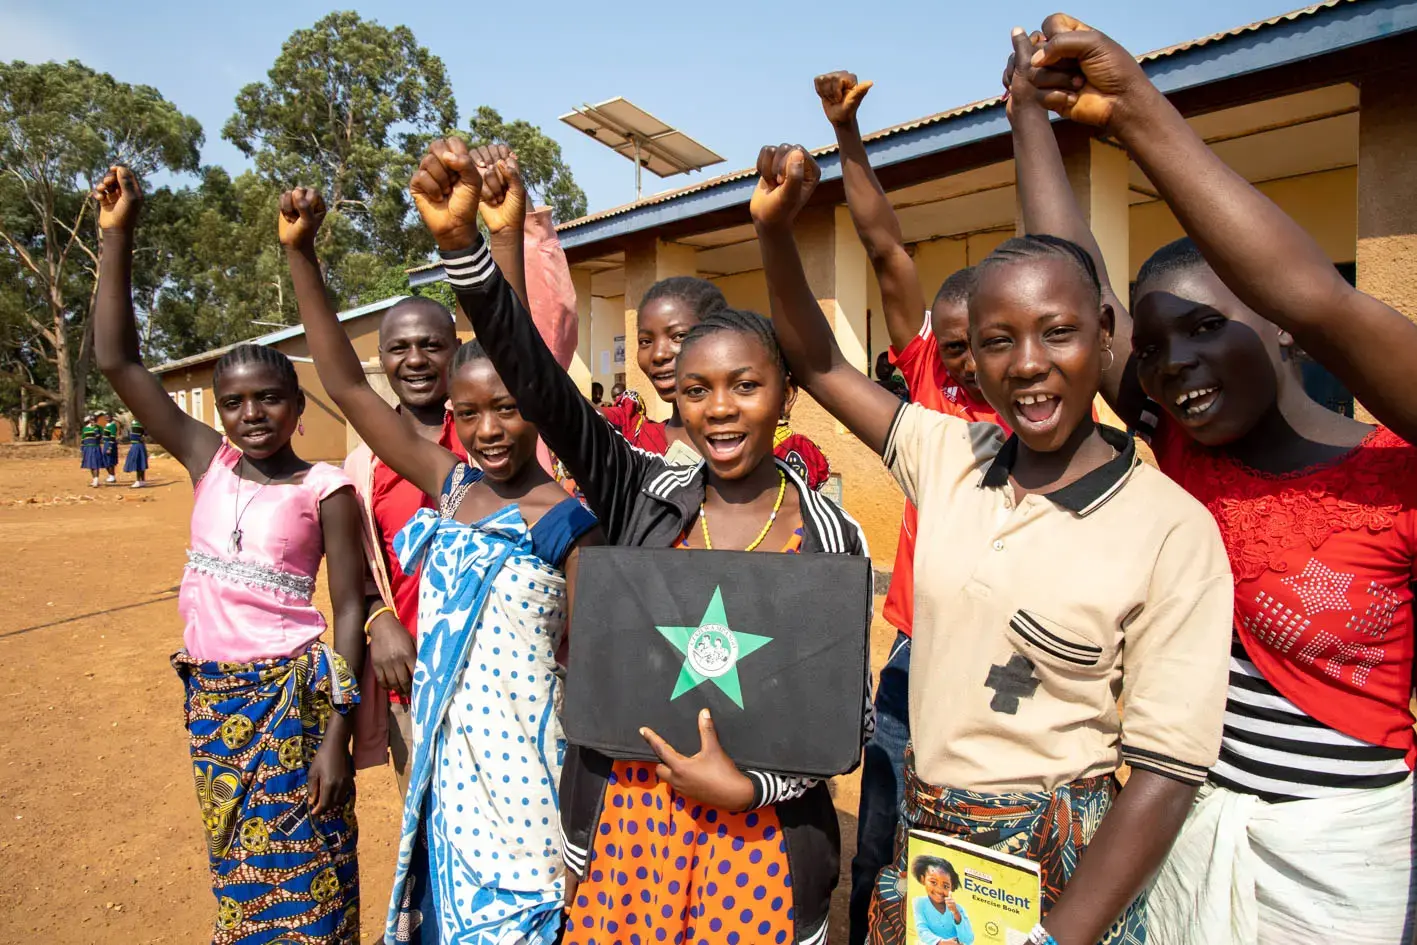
[0,446,895,944]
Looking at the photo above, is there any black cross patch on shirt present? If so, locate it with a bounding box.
[985,654,1040,714]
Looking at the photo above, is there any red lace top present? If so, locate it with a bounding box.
[1152,420,1417,764]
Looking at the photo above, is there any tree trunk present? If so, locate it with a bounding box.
[18,386,29,441]
[51,284,80,447]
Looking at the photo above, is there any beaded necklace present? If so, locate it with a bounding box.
[698,469,786,552]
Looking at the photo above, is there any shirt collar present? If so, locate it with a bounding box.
[980,425,1138,516]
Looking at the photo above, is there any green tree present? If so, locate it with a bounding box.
[467,106,588,223]
[0,60,202,443]
[223,11,457,293]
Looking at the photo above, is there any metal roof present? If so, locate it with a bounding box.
[547,0,1413,250]
[151,295,408,375]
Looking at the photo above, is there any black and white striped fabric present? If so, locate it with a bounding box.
[1210,637,1409,802]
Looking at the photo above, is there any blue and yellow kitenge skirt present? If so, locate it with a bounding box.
[174,643,360,945]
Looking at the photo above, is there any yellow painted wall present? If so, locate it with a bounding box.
[1129,166,1357,279]
[712,269,771,316]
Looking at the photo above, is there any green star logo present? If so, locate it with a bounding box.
[655,586,772,709]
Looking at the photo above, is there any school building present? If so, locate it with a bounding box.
[411,0,1417,561]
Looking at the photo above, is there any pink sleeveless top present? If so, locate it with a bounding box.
[179,442,353,662]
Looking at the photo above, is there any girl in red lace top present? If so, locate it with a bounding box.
[1014,15,1417,941]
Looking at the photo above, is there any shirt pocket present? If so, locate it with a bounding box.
[1005,608,1107,676]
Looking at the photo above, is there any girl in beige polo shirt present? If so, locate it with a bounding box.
[749,140,1233,945]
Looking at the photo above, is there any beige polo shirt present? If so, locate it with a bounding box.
[885,402,1232,793]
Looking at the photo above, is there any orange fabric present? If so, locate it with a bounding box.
[563,761,795,945]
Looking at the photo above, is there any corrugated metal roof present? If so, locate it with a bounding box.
[152,295,408,375]
[553,0,1372,235]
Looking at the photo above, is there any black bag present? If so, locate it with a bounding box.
[562,546,872,778]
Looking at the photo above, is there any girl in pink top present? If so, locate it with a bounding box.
[93,165,367,945]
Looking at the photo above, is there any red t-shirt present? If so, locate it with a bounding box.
[1150,418,1417,763]
[371,411,468,704]
[883,326,1006,637]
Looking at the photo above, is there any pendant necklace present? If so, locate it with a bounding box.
[229,457,273,554]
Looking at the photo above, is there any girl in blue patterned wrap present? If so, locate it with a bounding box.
[281,179,603,945]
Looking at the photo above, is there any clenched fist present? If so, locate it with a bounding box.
[94,165,143,232]
[410,137,483,251]
[814,71,873,127]
[278,187,327,251]
[749,144,821,232]
[1027,14,1151,132]
[472,144,527,236]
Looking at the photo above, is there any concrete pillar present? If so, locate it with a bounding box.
[1059,135,1132,432]
[1356,78,1417,424]
[569,268,593,398]
[623,235,698,421]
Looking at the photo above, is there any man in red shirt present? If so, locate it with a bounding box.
[816,70,1007,945]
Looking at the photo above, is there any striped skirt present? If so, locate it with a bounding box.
[868,749,1146,945]
[174,644,360,944]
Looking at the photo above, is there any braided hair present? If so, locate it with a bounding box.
[450,338,490,373]
[1135,236,1208,292]
[974,234,1102,309]
[640,276,727,321]
[212,344,300,396]
[679,307,788,381]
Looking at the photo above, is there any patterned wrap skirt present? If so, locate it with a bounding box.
[868,749,1146,945]
[174,643,360,945]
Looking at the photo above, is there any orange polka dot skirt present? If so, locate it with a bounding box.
[563,760,797,945]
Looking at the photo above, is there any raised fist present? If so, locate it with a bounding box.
[410,137,483,251]
[277,187,327,250]
[1029,13,1149,130]
[814,71,873,127]
[472,144,527,236]
[94,165,143,232]
[749,144,820,231]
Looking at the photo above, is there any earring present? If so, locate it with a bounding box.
[298,419,305,435]
[1101,347,1115,372]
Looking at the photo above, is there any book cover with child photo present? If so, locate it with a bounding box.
[905,830,1041,945]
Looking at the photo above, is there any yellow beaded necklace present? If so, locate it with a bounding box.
[698,469,787,552]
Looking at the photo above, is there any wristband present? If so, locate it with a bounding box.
[1027,925,1056,945]
[364,605,395,634]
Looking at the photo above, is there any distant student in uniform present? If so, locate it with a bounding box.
[80,414,105,488]
[124,417,149,487]
[751,139,1232,945]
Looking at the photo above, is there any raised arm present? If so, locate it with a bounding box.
[410,138,658,542]
[279,187,454,499]
[750,145,904,455]
[1005,29,1143,425]
[92,166,222,481]
[815,72,928,353]
[1032,15,1417,442]
[472,144,530,311]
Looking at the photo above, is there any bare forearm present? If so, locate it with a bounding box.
[834,118,905,258]
[1113,88,1345,332]
[489,230,529,310]
[94,228,143,372]
[1012,105,1110,285]
[286,245,369,398]
[756,222,847,383]
[1044,770,1194,944]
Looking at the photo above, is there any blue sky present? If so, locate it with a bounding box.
[3,0,1296,213]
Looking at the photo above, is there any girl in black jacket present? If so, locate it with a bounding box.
[409,138,869,945]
